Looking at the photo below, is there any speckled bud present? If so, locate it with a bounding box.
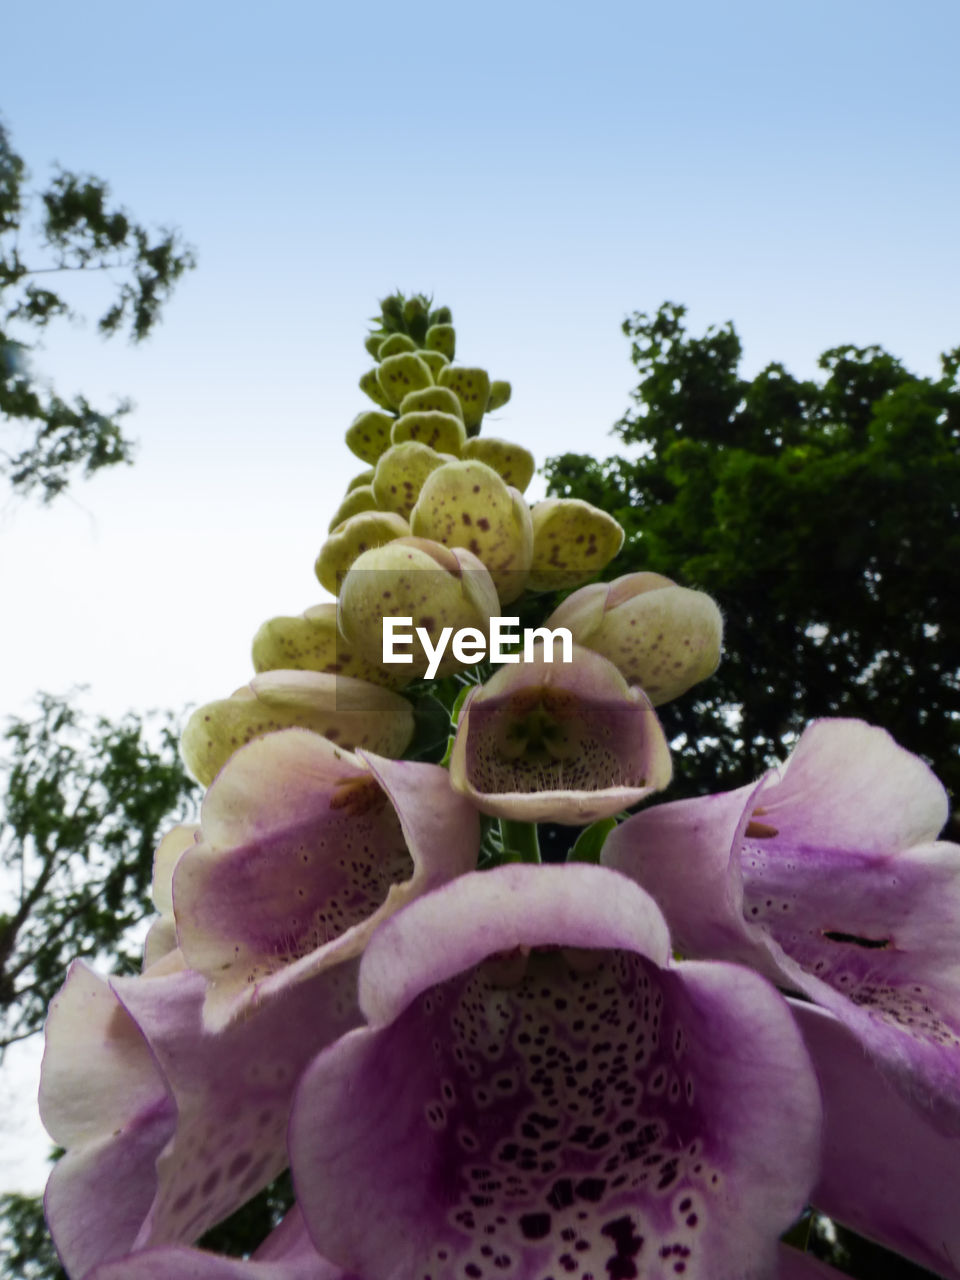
[359,367,393,410]
[181,671,414,786]
[338,538,499,680]
[438,366,491,433]
[315,510,410,596]
[418,350,450,379]
[461,437,535,493]
[425,323,456,361]
[411,460,533,603]
[392,411,466,454]
[376,353,433,408]
[545,572,723,704]
[487,380,512,411]
[346,410,395,463]
[372,441,448,518]
[398,386,464,421]
[327,484,378,531]
[252,602,407,688]
[377,333,417,359]
[528,498,625,591]
[346,468,375,492]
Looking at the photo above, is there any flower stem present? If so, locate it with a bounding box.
[498,819,541,864]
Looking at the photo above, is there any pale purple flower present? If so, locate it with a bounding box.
[289,864,821,1279]
[40,959,360,1278]
[173,728,480,1028]
[603,718,960,1130]
[792,1001,960,1279]
[449,646,672,825]
[86,1206,355,1279]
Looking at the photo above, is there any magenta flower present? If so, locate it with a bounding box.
[288,864,821,1279]
[40,959,361,1278]
[603,718,960,1130]
[449,645,672,824]
[173,728,480,1028]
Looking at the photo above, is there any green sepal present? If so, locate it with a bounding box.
[567,816,618,864]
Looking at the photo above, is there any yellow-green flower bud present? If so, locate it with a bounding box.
[403,296,427,326]
[252,602,407,687]
[392,411,466,454]
[345,411,395,464]
[315,509,410,596]
[438,366,491,433]
[411,460,533,603]
[425,323,456,361]
[327,484,378,531]
[346,468,375,492]
[372,441,447,518]
[487,380,512,411]
[364,334,384,359]
[398,386,464,421]
[545,572,723,705]
[430,305,453,326]
[338,537,499,680]
[461,437,535,493]
[376,353,433,408]
[181,672,414,786]
[359,367,393,410]
[377,332,417,359]
[418,350,449,379]
[528,498,625,591]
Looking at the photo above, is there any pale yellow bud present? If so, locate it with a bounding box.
[411,460,533,603]
[372,442,447,518]
[438,366,491,432]
[461,437,535,493]
[346,411,395,464]
[315,510,409,596]
[528,498,625,591]
[181,672,414,786]
[338,537,499,680]
[376,352,433,408]
[546,572,723,704]
[252,602,408,688]
[327,485,378,531]
[392,410,466,454]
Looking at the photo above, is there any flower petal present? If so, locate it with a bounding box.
[173,729,478,1028]
[86,1206,355,1279]
[605,719,960,1129]
[290,865,820,1280]
[793,1000,960,1280]
[449,646,672,825]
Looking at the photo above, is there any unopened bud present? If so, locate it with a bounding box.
[392,410,466,454]
[487,380,512,412]
[372,441,447,518]
[328,484,378,531]
[182,672,414,786]
[425,323,456,361]
[528,498,625,591]
[252,602,407,687]
[462,437,535,493]
[418,350,450,379]
[377,332,417,359]
[399,386,464,421]
[377,352,434,408]
[315,509,410,596]
[345,411,395,464]
[338,537,499,680]
[546,572,723,704]
[411,460,533,603]
[346,468,375,492]
[359,367,393,410]
[438,366,491,433]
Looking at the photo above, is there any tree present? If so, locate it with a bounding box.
[544,303,960,812]
[0,119,195,500]
[0,692,199,1052]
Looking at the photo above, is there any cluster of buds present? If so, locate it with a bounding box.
[39,295,960,1280]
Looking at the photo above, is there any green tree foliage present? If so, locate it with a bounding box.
[0,693,198,1052]
[544,303,960,812]
[0,119,195,500]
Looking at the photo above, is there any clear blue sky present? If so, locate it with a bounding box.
[1,0,958,1187]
